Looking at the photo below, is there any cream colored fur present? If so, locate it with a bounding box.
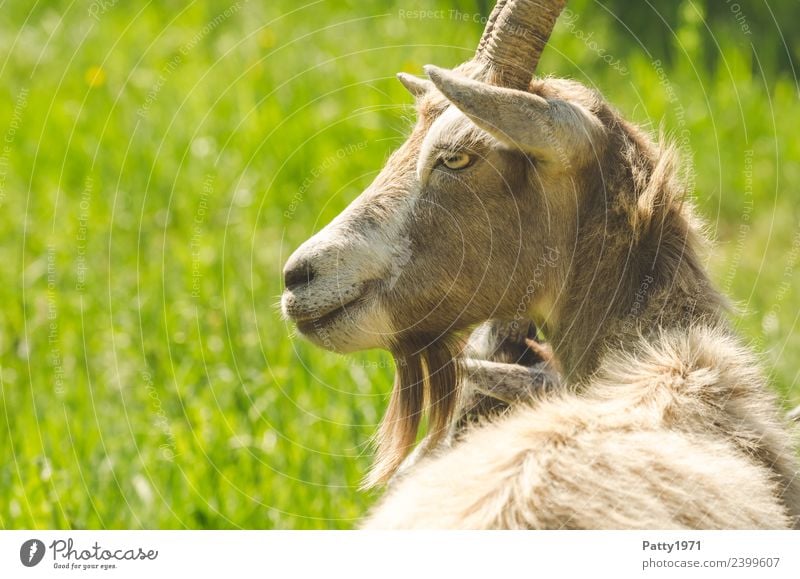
[364,327,797,529]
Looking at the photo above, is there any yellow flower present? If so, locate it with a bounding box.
[399,61,417,74]
[258,28,276,49]
[85,66,106,87]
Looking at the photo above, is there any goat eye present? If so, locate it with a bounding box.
[441,152,472,170]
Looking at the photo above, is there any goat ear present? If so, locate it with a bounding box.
[424,64,603,164]
[396,72,432,98]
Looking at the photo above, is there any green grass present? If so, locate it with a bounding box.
[1,0,798,529]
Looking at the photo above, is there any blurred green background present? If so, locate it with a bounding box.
[1,0,798,529]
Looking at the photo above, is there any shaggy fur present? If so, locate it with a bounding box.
[364,328,798,529]
[391,320,559,481]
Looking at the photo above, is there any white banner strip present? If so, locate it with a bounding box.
[1,531,798,578]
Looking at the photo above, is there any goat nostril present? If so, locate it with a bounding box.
[284,259,316,290]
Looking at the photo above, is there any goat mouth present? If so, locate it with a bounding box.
[291,286,374,335]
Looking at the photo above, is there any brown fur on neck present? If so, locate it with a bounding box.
[544,109,729,382]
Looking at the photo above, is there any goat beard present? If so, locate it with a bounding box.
[363,333,463,488]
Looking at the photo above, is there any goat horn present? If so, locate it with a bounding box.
[474,0,567,90]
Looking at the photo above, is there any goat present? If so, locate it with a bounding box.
[281,0,800,528]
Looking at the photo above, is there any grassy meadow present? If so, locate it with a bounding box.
[1,0,799,529]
